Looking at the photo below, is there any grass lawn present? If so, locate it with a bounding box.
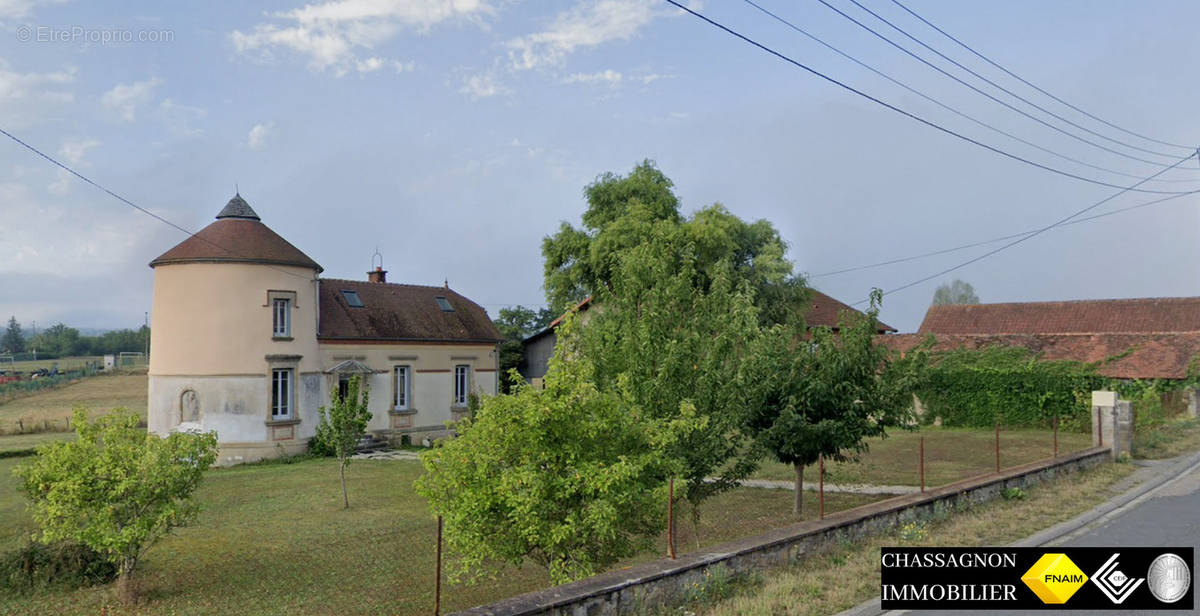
[0,456,883,616]
[0,373,147,433]
[750,427,1093,488]
[689,461,1139,616]
[0,356,106,374]
[0,431,76,454]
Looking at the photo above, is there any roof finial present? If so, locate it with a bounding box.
[444,278,449,289]
[235,182,239,195]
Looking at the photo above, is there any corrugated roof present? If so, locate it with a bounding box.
[318,279,502,343]
[149,195,321,272]
[918,297,1200,335]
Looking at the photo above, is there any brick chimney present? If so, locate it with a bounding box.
[367,266,387,284]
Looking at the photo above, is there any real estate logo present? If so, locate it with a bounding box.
[1090,553,1144,604]
[1020,553,1088,604]
[1147,553,1191,604]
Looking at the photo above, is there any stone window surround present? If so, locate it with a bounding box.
[265,354,302,426]
[265,290,298,341]
[392,364,414,413]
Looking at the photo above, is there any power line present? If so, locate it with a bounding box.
[0,126,316,283]
[740,0,1199,185]
[849,151,1197,306]
[888,0,1195,152]
[819,0,1195,170]
[811,188,1200,278]
[662,0,1195,194]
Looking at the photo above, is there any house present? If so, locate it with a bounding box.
[881,297,1200,380]
[147,194,502,465]
[520,290,895,387]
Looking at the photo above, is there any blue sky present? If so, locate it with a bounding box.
[2,0,1200,333]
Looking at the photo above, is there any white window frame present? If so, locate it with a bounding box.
[272,298,291,337]
[453,364,470,407]
[394,365,411,410]
[271,368,294,419]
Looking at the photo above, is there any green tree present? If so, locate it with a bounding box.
[541,160,807,324]
[415,318,702,584]
[2,316,24,354]
[931,279,979,306]
[580,229,763,511]
[742,290,925,515]
[493,305,555,393]
[313,374,372,509]
[14,407,218,601]
[31,323,81,358]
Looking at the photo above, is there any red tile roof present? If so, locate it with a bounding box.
[149,218,322,272]
[806,290,897,333]
[317,279,502,343]
[919,297,1200,335]
[879,332,1200,380]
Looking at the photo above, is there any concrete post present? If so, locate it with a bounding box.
[1187,388,1199,419]
[1091,391,1116,448]
[1112,400,1134,459]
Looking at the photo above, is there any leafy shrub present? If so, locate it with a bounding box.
[0,541,117,592]
[897,521,929,542]
[1002,487,1027,501]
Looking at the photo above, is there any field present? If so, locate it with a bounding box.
[0,356,111,374]
[750,426,1094,487]
[0,456,882,616]
[0,373,147,434]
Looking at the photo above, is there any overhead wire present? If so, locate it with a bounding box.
[662,0,1196,195]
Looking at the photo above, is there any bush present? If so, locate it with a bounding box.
[0,541,117,592]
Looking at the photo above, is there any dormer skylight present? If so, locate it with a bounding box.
[342,290,364,308]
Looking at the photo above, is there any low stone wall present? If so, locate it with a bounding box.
[454,446,1110,616]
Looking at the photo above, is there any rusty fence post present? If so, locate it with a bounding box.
[919,436,925,493]
[434,516,443,616]
[1097,406,1104,447]
[818,454,825,520]
[668,477,676,560]
[1053,415,1059,458]
[994,420,1000,473]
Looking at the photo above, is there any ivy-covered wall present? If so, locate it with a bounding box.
[915,347,1198,432]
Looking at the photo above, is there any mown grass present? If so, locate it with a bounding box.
[750,426,1093,487]
[0,356,106,374]
[0,373,146,433]
[0,456,883,616]
[685,461,1138,616]
[0,432,76,454]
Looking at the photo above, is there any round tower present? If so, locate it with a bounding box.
[148,195,322,464]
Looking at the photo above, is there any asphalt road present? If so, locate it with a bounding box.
[890,459,1200,616]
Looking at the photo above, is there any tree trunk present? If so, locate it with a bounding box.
[340,457,349,509]
[793,463,804,517]
[117,559,138,604]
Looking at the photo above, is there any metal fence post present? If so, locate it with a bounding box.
[818,454,825,520]
[919,436,925,493]
[994,420,1000,473]
[434,516,442,616]
[1053,415,1059,458]
[668,477,676,559]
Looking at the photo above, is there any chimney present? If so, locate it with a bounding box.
[367,266,387,284]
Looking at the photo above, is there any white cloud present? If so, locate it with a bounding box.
[459,71,508,100]
[48,138,100,195]
[561,69,623,85]
[100,78,161,122]
[157,98,206,137]
[507,0,658,71]
[231,0,489,76]
[0,59,75,127]
[247,122,274,150]
[0,0,68,19]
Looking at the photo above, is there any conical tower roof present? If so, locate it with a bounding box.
[149,194,322,272]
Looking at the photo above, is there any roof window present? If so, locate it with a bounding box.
[342,290,364,308]
[435,296,454,312]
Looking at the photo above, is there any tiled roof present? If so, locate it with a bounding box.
[149,196,322,272]
[879,332,1200,380]
[318,279,502,343]
[806,290,897,333]
[918,297,1200,335]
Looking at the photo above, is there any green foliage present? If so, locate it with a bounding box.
[897,521,929,543]
[581,231,763,507]
[0,541,117,593]
[2,316,25,354]
[313,374,372,509]
[14,407,217,592]
[742,290,924,513]
[1001,487,1027,501]
[931,279,979,306]
[493,305,555,394]
[415,318,704,584]
[540,160,807,324]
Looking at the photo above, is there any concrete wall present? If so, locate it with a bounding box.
[453,447,1111,616]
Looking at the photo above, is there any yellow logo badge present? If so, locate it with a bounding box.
[1021,553,1089,604]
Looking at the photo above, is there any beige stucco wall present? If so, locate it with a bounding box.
[318,342,498,433]
[148,262,322,460]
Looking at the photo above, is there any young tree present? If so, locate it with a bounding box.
[492,305,555,393]
[2,316,25,354]
[931,279,979,306]
[415,318,702,584]
[313,374,372,509]
[743,291,925,515]
[15,407,218,601]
